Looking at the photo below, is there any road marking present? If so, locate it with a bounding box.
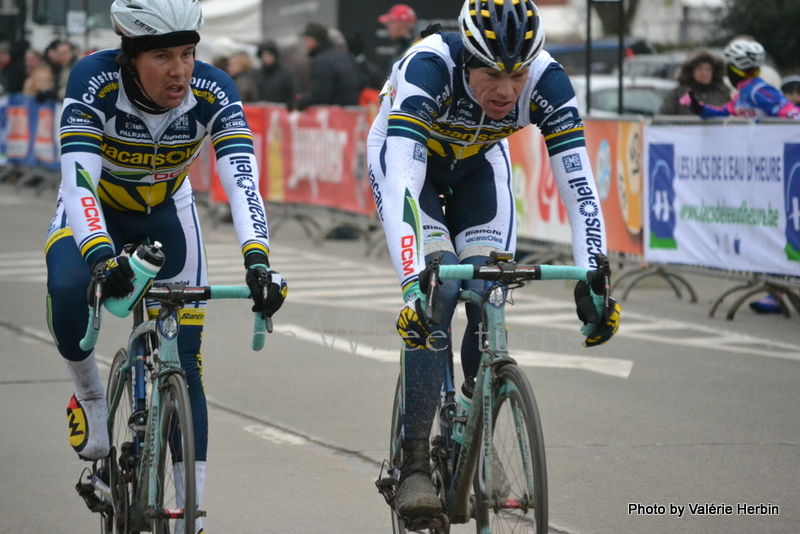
[243,424,308,445]
[277,322,634,378]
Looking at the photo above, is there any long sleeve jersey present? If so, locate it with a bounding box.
[367,32,607,290]
[58,49,270,267]
[700,76,800,120]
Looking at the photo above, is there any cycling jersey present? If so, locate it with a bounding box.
[367,31,606,293]
[699,76,800,120]
[57,49,269,268]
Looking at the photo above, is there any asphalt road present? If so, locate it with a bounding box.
[0,183,797,534]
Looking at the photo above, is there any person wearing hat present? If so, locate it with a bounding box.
[255,41,296,108]
[379,4,418,62]
[296,21,361,110]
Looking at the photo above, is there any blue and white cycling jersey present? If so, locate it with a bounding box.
[700,76,800,120]
[367,31,606,292]
[53,49,269,268]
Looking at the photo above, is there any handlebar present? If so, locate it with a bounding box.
[79,284,272,352]
[424,252,610,325]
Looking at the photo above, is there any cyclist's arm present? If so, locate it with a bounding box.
[750,81,800,119]
[58,56,115,267]
[373,52,450,299]
[206,70,271,267]
[531,64,607,270]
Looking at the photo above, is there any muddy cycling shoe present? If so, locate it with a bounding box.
[66,395,110,460]
[395,442,442,518]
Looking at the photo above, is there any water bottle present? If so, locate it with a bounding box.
[104,242,165,318]
[452,376,475,445]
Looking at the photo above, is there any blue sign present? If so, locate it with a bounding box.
[648,144,677,249]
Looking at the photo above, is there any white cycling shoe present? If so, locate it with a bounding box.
[66,394,110,460]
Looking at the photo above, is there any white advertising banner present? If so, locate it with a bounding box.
[643,124,800,276]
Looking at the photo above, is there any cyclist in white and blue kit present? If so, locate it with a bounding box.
[367,0,621,519]
[45,1,286,531]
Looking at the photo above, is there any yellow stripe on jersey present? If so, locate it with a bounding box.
[98,181,147,212]
[212,134,253,147]
[543,126,584,141]
[60,132,103,141]
[242,242,269,257]
[388,114,432,131]
[136,182,168,207]
[80,235,112,257]
[45,228,73,256]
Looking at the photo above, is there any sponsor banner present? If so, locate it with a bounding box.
[7,94,33,164]
[33,101,59,170]
[506,119,644,255]
[200,104,375,216]
[643,124,800,276]
[583,119,644,255]
[506,124,571,245]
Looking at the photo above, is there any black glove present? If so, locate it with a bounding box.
[679,90,704,115]
[87,255,134,305]
[246,265,287,320]
[574,253,621,347]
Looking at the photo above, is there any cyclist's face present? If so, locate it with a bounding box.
[467,66,529,120]
[132,44,195,109]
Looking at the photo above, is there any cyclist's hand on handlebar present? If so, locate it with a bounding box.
[574,253,621,347]
[246,264,288,320]
[87,255,134,305]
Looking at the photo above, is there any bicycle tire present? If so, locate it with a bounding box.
[151,373,196,534]
[389,376,408,534]
[106,349,133,534]
[474,364,548,533]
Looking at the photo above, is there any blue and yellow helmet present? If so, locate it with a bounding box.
[459,0,545,73]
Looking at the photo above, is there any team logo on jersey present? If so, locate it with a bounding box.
[562,154,582,173]
[413,143,427,163]
[237,176,257,191]
[173,115,190,131]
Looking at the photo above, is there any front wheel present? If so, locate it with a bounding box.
[151,374,196,534]
[474,365,548,533]
[106,349,133,533]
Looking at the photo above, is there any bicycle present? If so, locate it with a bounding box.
[74,242,269,533]
[377,251,612,533]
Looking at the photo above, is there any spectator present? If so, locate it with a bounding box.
[379,4,417,63]
[22,48,55,101]
[659,50,730,115]
[780,75,800,105]
[680,39,800,120]
[5,40,29,94]
[295,22,360,110]
[346,32,386,92]
[254,41,296,108]
[226,51,260,103]
[54,41,77,100]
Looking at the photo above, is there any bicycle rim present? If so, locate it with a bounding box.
[389,376,408,534]
[474,365,547,533]
[152,374,196,534]
[107,349,133,533]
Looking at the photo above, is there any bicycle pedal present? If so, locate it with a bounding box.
[405,512,450,533]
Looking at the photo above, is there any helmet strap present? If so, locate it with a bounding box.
[119,62,169,115]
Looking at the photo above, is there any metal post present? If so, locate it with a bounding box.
[585,0,592,113]
[617,0,623,114]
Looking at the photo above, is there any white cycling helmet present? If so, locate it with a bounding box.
[724,39,765,72]
[110,0,204,39]
[459,0,545,72]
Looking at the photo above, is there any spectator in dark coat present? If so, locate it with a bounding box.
[345,32,386,92]
[296,22,360,110]
[5,40,30,94]
[659,50,731,115]
[254,41,296,108]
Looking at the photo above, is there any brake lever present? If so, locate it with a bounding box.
[425,268,439,323]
